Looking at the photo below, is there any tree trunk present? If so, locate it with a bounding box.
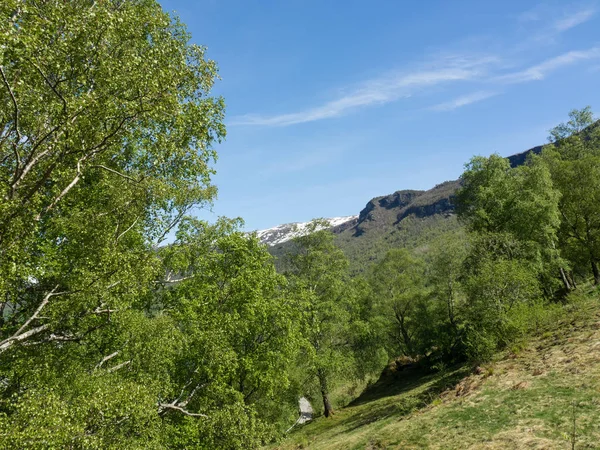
[394,309,413,357]
[317,370,334,418]
[592,260,600,285]
[559,267,572,291]
[568,271,577,289]
[321,389,334,418]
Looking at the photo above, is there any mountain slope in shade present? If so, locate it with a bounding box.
[254,215,358,246]
[335,181,462,272]
[334,144,545,272]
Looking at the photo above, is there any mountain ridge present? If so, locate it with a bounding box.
[255,215,358,246]
[264,143,545,272]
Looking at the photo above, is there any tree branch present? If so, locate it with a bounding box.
[92,164,141,183]
[179,382,207,408]
[13,105,89,194]
[29,59,68,114]
[0,286,70,352]
[39,160,83,218]
[96,351,119,369]
[0,65,22,197]
[106,360,131,373]
[116,216,139,242]
[158,403,208,418]
[0,66,21,143]
[92,307,119,314]
[11,147,52,193]
[22,332,80,346]
[13,285,62,337]
[157,273,196,284]
[155,207,192,245]
[0,324,50,353]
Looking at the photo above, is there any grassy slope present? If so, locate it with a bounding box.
[275,291,600,449]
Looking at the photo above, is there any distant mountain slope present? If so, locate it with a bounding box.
[255,216,358,246]
[267,143,544,273]
[336,180,461,272]
[352,180,459,237]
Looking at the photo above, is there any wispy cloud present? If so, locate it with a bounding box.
[516,5,596,51]
[495,47,600,83]
[230,56,496,126]
[230,4,600,128]
[553,8,596,32]
[518,4,596,30]
[431,91,499,112]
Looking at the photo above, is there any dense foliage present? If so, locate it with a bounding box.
[0,1,298,448]
[1,1,600,448]
[361,108,600,371]
[283,222,383,419]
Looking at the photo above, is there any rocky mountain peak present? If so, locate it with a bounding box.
[254,216,358,247]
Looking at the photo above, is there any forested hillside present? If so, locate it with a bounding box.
[269,144,543,274]
[1,1,600,449]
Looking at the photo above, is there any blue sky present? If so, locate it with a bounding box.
[160,0,600,231]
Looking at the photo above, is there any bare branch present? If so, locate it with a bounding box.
[23,332,80,346]
[39,160,82,218]
[13,105,88,193]
[0,66,21,142]
[0,65,22,197]
[156,273,196,284]
[11,147,52,193]
[84,113,140,157]
[106,280,122,290]
[0,285,70,353]
[106,360,131,373]
[116,216,139,242]
[13,285,62,337]
[15,159,59,211]
[96,351,119,369]
[158,403,208,418]
[0,324,50,353]
[92,164,141,183]
[44,333,78,342]
[179,382,207,408]
[92,307,119,314]
[155,207,192,246]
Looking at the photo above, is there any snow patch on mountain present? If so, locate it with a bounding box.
[254,216,358,246]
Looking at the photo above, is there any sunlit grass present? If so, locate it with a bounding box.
[274,290,600,449]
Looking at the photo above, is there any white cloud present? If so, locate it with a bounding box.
[495,47,600,83]
[553,8,596,32]
[518,5,596,30]
[431,91,499,112]
[229,5,600,129]
[515,5,597,51]
[230,56,496,126]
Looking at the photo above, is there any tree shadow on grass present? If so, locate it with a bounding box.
[339,365,470,433]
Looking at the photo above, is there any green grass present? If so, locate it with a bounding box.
[274,291,600,449]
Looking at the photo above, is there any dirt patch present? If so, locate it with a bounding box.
[510,381,529,390]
